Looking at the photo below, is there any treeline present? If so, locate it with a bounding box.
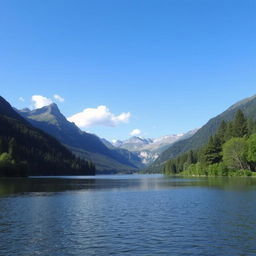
[164,110,256,176]
[0,114,96,177]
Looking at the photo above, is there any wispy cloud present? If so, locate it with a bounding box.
[19,97,25,102]
[130,129,141,136]
[68,105,131,128]
[53,94,65,102]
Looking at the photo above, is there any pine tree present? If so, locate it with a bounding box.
[187,150,195,165]
[202,136,222,165]
[226,122,234,141]
[247,118,256,135]
[232,110,248,138]
[170,163,177,173]
[216,120,228,144]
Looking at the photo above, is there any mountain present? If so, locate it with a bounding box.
[152,94,256,170]
[18,104,141,173]
[113,137,153,152]
[0,96,95,176]
[112,130,197,165]
[100,138,116,149]
[100,138,145,168]
[141,130,197,153]
[111,139,123,148]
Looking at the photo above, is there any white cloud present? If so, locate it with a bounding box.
[130,129,141,136]
[31,95,53,109]
[53,94,65,103]
[68,105,131,128]
[19,97,25,102]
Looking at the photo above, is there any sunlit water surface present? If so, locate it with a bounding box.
[1,174,256,256]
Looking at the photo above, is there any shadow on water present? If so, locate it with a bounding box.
[1,175,256,197]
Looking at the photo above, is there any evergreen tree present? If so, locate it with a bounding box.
[170,163,177,173]
[247,118,256,135]
[202,136,222,165]
[216,120,228,144]
[187,150,195,165]
[226,122,234,141]
[232,110,248,138]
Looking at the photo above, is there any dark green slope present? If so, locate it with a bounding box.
[152,95,256,169]
[0,96,27,122]
[19,104,141,172]
[0,96,95,176]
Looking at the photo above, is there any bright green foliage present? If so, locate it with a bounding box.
[247,118,256,135]
[0,153,15,174]
[0,153,27,177]
[246,134,256,171]
[0,152,13,164]
[228,169,252,177]
[182,163,206,176]
[207,163,229,176]
[222,137,248,170]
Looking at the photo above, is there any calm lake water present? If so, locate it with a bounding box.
[1,174,256,256]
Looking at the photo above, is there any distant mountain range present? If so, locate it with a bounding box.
[2,94,255,175]
[18,104,142,173]
[18,102,197,171]
[109,129,198,165]
[152,94,256,170]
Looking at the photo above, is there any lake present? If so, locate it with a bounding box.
[0,174,256,256]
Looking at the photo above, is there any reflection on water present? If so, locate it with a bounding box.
[0,175,256,256]
[1,175,256,197]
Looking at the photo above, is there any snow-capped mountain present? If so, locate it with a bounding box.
[109,129,198,165]
[112,137,153,152]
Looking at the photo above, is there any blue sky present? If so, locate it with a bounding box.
[0,0,255,140]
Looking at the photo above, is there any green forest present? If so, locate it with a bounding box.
[0,114,96,177]
[164,110,256,176]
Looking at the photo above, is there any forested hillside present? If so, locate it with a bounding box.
[153,95,256,170]
[164,110,256,176]
[0,96,95,176]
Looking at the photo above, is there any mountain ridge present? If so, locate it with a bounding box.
[18,104,141,173]
[0,96,95,176]
[110,129,198,165]
[152,94,256,170]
